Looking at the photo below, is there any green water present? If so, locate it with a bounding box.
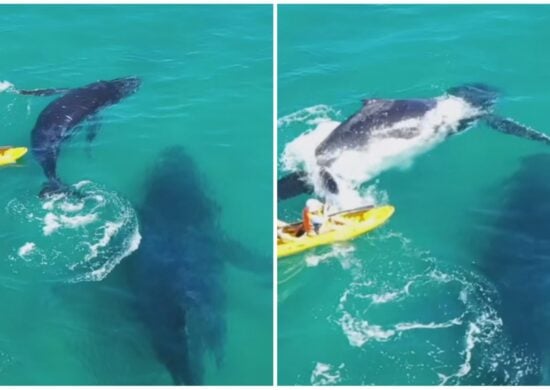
[0,5,272,385]
[278,5,550,385]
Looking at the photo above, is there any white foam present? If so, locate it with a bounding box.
[73,224,142,283]
[304,244,355,267]
[85,221,123,261]
[59,213,97,228]
[42,194,64,211]
[18,242,36,257]
[371,291,399,304]
[43,213,61,236]
[310,362,345,385]
[370,280,414,304]
[6,181,141,283]
[42,212,97,235]
[59,201,85,213]
[395,316,463,332]
[0,81,14,93]
[438,321,480,385]
[331,232,537,384]
[278,104,339,128]
[74,180,92,190]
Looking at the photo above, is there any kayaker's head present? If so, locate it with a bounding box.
[306,198,323,212]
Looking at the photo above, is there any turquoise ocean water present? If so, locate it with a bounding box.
[278,5,550,385]
[0,5,272,385]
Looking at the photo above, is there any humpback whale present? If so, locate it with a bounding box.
[128,146,271,384]
[278,84,550,200]
[480,153,550,384]
[17,77,141,196]
[128,147,226,385]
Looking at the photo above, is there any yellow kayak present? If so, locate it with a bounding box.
[277,205,395,259]
[0,147,28,166]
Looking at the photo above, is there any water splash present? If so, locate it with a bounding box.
[5,181,140,283]
[310,362,346,385]
[279,97,479,207]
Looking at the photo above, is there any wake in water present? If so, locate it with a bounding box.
[4,180,140,283]
[314,231,539,385]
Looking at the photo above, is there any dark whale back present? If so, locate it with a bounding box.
[32,77,141,138]
[315,98,436,163]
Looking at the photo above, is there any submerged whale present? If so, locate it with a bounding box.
[479,153,550,384]
[278,84,550,200]
[18,77,141,196]
[127,147,226,385]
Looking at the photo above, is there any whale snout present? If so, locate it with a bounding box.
[111,76,141,97]
[122,76,141,94]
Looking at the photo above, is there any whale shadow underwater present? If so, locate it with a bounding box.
[125,146,270,385]
[477,153,550,384]
[278,83,550,200]
[8,77,141,196]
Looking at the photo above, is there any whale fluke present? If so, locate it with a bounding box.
[278,171,313,201]
[39,178,67,198]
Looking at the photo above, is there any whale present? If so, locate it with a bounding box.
[127,146,226,385]
[127,146,272,385]
[17,77,141,196]
[479,153,550,384]
[278,84,550,200]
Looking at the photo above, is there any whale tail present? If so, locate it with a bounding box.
[484,114,550,145]
[277,172,313,200]
[277,169,340,201]
[39,178,70,198]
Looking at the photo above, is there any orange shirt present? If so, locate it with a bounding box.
[302,207,313,233]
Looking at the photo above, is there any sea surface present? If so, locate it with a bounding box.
[0,5,272,385]
[278,5,550,385]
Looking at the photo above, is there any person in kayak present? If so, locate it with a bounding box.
[0,146,12,155]
[303,198,328,235]
[303,198,351,236]
[277,220,298,241]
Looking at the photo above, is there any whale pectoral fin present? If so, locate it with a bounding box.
[17,87,71,97]
[484,114,550,145]
[84,117,103,157]
[85,120,102,144]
